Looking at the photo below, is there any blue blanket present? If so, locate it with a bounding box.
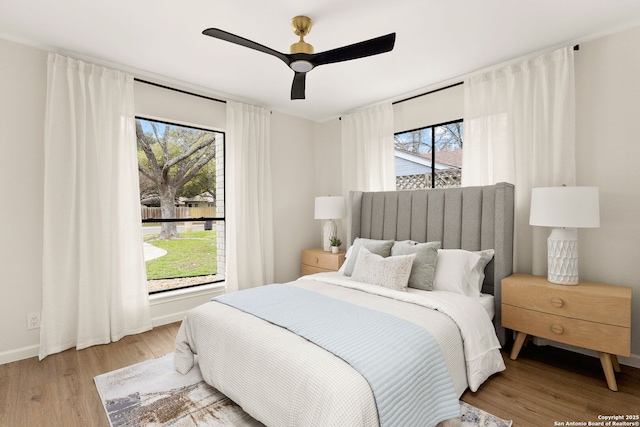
[213,284,459,427]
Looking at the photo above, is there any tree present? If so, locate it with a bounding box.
[178,161,216,201]
[394,128,431,153]
[434,122,463,151]
[394,122,463,154]
[136,119,218,239]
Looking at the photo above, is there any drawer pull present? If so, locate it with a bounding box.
[550,298,564,308]
[313,257,319,264]
[551,324,564,335]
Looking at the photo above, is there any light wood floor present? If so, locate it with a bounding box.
[1,322,639,426]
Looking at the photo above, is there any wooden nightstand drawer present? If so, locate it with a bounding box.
[502,274,631,327]
[301,248,345,271]
[301,265,330,276]
[301,248,346,275]
[502,305,631,356]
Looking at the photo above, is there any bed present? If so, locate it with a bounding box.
[175,182,515,427]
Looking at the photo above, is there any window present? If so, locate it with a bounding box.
[136,117,225,293]
[394,119,463,189]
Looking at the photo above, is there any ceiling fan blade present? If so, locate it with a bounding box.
[310,33,396,67]
[291,72,306,100]
[202,28,291,65]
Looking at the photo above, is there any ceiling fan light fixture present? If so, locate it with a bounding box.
[290,60,314,73]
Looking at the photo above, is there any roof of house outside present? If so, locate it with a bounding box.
[394,148,462,176]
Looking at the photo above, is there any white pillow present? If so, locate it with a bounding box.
[433,249,495,298]
[351,247,416,292]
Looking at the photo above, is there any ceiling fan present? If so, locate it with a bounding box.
[203,16,396,100]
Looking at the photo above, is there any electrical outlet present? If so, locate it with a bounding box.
[27,312,41,330]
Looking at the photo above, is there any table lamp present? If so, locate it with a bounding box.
[529,186,600,285]
[314,196,345,251]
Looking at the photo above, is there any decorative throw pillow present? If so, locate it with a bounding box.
[433,249,495,298]
[343,237,394,276]
[351,248,416,291]
[391,240,441,291]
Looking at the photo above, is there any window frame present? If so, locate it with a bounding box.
[136,115,226,294]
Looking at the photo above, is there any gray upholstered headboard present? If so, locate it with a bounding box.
[348,182,514,345]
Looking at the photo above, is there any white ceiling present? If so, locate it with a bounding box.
[2,1,640,122]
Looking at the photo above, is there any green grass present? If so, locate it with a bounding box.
[145,230,217,280]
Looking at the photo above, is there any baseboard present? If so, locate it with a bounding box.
[0,344,40,365]
[0,283,227,366]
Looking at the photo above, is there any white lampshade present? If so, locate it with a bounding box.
[314,196,345,251]
[530,186,600,285]
[314,196,345,220]
[530,186,599,228]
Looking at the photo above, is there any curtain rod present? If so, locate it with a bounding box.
[392,81,464,106]
[391,45,579,107]
[134,78,226,104]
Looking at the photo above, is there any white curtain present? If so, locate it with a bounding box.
[341,102,396,195]
[40,54,151,360]
[462,46,576,274]
[225,101,274,293]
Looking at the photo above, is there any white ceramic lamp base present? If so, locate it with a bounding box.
[322,219,337,252]
[547,227,579,285]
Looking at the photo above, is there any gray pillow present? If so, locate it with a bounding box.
[343,237,394,276]
[391,240,441,291]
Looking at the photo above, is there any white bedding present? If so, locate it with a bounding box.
[175,274,505,427]
[320,271,496,319]
[302,273,505,391]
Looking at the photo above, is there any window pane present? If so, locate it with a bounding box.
[433,122,463,188]
[394,127,432,154]
[136,117,225,293]
[395,120,463,190]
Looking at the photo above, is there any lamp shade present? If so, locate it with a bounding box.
[314,196,345,220]
[530,186,600,228]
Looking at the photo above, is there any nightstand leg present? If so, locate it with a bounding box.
[510,332,528,360]
[598,352,619,391]
[611,355,621,373]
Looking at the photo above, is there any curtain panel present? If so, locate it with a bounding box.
[462,46,576,275]
[225,101,274,293]
[341,102,396,194]
[40,54,151,360]
[340,102,395,246]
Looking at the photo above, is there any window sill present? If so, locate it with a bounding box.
[149,281,226,305]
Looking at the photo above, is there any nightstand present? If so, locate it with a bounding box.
[301,248,346,276]
[502,273,632,391]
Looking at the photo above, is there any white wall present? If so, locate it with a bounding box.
[0,39,47,363]
[313,119,344,244]
[270,111,318,282]
[574,25,640,358]
[393,83,464,133]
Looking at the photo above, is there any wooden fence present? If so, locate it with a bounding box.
[396,169,462,190]
[141,206,217,220]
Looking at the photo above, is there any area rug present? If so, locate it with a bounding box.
[95,353,512,427]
